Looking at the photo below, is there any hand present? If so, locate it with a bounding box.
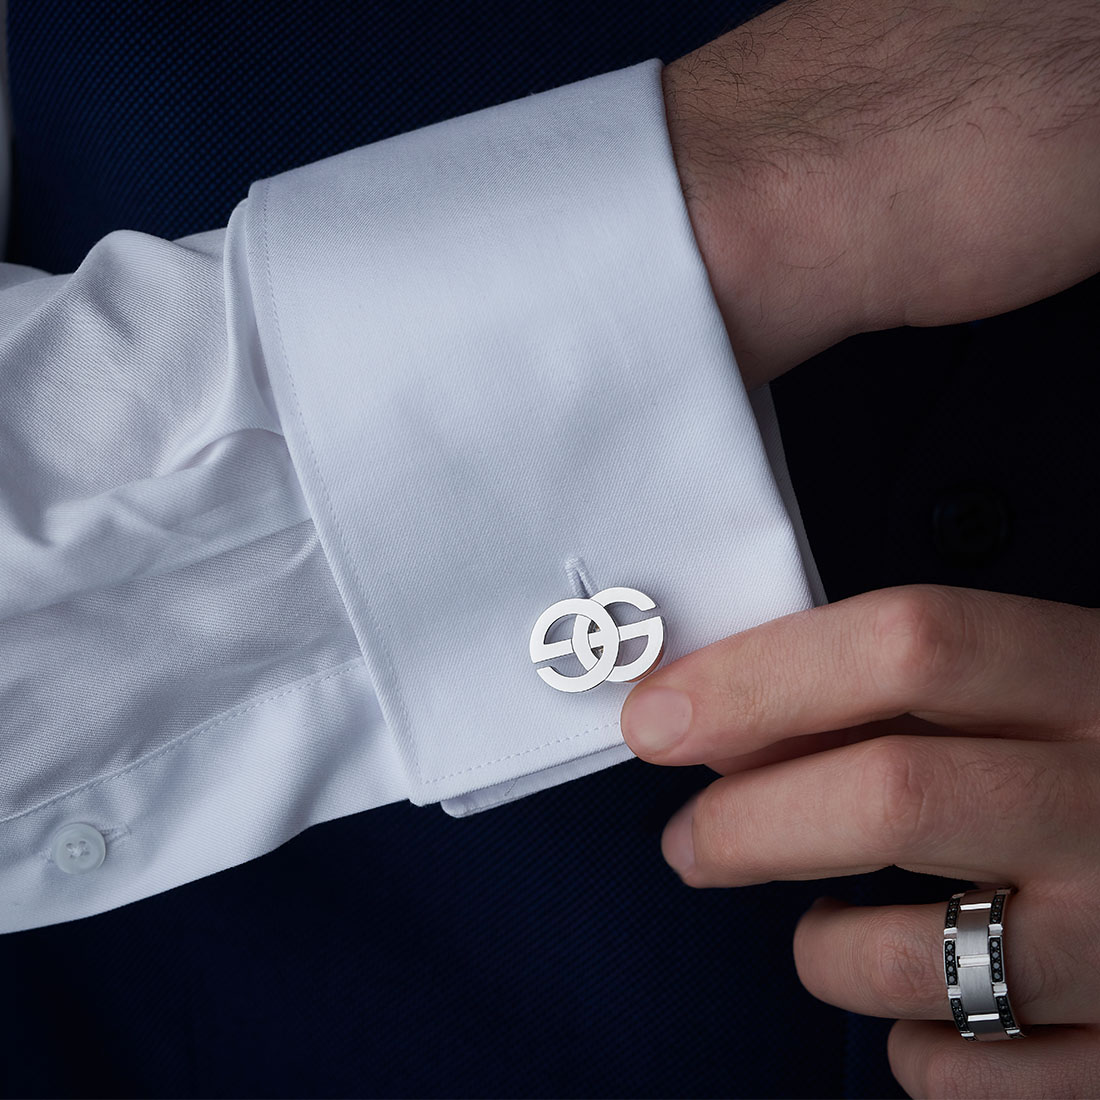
[663,0,1100,389]
[620,585,1100,1098]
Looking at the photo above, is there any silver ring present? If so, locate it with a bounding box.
[943,887,1025,1041]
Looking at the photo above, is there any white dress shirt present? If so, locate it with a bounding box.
[0,57,822,934]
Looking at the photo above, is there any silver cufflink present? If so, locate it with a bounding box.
[529,586,665,693]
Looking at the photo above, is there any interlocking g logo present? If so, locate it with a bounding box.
[529,586,665,693]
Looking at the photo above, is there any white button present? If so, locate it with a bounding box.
[50,823,107,874]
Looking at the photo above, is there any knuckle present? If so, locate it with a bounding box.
[682,787,726,880]
[706,615,805,744]
[1001,750,1071,831]
[1019,938,1060,1014]
[853,736,938,858]
[864,911,940,1015]
[968,743,1082,856]
[688,782,753,883]
[870,586,967,702]
[687,784,729,878]
[1013,907,1081,1016]
[710,645,773,741]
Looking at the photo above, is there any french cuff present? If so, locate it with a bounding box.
[244,59,817,818]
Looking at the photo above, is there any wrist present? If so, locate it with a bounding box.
[663,0,1100,388]
[661,42,870,391]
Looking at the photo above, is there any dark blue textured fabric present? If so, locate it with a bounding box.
[7,0,776,275]
[6,2,1098,1097]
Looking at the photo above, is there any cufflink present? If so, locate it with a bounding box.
[529,586,665,693]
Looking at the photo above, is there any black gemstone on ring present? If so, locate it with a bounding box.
[991,893,1005,924]
[989,936,1004,982]
[945,898,961,929]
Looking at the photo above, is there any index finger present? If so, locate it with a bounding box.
[620,584,1100,765]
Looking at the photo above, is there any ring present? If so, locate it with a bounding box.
[943,887,1025,1041]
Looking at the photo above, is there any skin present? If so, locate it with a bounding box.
[662,0,1100,389]
[633,2,1100,1095]
[621,588,1100,1096]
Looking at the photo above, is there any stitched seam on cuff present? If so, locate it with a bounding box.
[421,720,621,785]
[256,181,419,781]
[0,657,366,826]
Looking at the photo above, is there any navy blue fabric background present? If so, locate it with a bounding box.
[3,2,1098,1097]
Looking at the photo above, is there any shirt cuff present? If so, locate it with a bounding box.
[245,58,816,816]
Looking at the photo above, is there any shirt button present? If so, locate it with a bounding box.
[932,486,1011,565]
[50,823,107,875]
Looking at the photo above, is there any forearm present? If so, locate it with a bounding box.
[664,0,1100,390]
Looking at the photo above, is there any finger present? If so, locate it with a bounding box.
[793,897,1100,1027]
[660,736,1097,886]
[702,714,946,780]
[888,1018,1100,1100]
[620,585,1100,766]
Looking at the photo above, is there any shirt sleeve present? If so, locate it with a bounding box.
[0,59,820,934]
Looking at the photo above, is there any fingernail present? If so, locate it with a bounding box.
[622,687,693,755]
[662,793,699,877]
[803,895,844,917]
